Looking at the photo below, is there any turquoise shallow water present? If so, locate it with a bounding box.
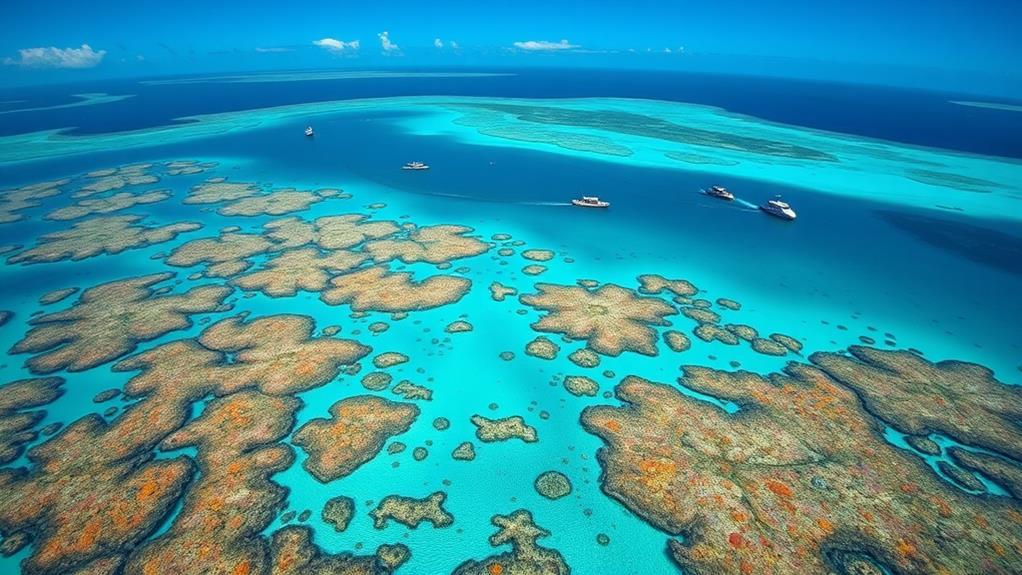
[1,75,1021,574]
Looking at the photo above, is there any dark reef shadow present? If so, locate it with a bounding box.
[877,210,1022,276]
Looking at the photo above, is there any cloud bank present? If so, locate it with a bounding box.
[377,31,399,53]
[313,38,360,51]
[4,44,106,69]
[512,39,579,51]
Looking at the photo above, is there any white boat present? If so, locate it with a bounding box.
[305,126,314,137]
[572,196,610,208]
[759,196,797,220]
[705,185,734,201]
[402,161,429,170]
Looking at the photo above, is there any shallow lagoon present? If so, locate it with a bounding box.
[0,72,1021,574]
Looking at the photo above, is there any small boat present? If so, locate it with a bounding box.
[759,196,797,220]
[572,196,610,208]
[705,185,734,201]
[402,161,429,170]
[305,126,314,137]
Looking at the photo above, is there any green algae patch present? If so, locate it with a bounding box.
[370,491,454,529]
[534,471,573,499]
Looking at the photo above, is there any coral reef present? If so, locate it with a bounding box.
[218,189,326,217]
[11,273,231,373]
[751,337,789,356]
[38,287,78,305]
[322,495,355,532]
[264,214,399,250]
[534,471,573,500]
[490,282,518,302]
[664,330,691,353]
[374,352,409,369]
[452,442,476,461]
[471,415,538,443]
[581,353,1022,574]
[451,510,569,575]
[322,266,471,312]
[392,381,432,401]
[269,526,410,574]
[362,372,393,391]
[522,264,547,276]
[76,164,157,197]
[770,333,803,353]
[184,179,260,204]
[45,189,170,221]
[292,396,419,482]
[0,377,64,465]
[522,249,555,262]
[637,274,697,297]
[165,230,274,277]
[0,179,67,224]
[525,336,560,360]
[370,492,454,529]
[365,224,489,264]
[520,283,676,356]
[231,248,366,297]
[716,298,742,311]
[564,375,599,397]
[9,215,201,265]
[568,348,600,368]
[445,320,474,333]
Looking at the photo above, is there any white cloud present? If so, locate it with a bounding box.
[512,39,579,51]
[313,38,359,52]
[434,38,444,49]
[4,44,106,69]
[256,47,294,53]
[377,31,399,53]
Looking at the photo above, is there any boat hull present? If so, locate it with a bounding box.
[572,200,609,208]
[759,206,796,220]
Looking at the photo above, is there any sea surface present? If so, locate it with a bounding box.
[0,68,1020,574]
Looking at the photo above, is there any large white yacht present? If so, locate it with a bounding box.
[402,161,429,170]
[705,185,734,201]
[571,196,610,208]
[305,126,314,137]
[759,196,797,220]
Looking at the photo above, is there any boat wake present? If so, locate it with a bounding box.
[735,198,759,209]
[520,201,572,206]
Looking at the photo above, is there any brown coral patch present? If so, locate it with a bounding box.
[321,266,471,312]
[637,274,698,297]
[581,354,1022,574]
[370,491,454,529]
[11,273,231,374]
[231,248,366,297]
[264,214,400,250]
[471,415,537,443]
[8,215,201,265]
[0,377,64,465]
[366,224,489,264]
[0,179,67,224]
[292,396,419,482]
[45,190,170,221]
[452,510,569,575]
[218,189,325,217]
[75,164,158,198]
[520,283,677,356]
[166,230,275,278]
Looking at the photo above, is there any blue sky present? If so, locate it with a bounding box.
[1,0,1020,95]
